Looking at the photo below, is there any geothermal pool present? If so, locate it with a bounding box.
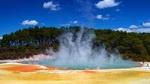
[21,30,138,69]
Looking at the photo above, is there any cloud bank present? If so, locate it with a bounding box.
[116,27,150,33]
[143,22,150,27]
[116,20,150,33]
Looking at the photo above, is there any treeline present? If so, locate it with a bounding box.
[0,26,150,61]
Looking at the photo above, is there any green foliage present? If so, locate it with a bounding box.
[0,26,150,61]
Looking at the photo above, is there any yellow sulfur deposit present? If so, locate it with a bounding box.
[0,63,150,84]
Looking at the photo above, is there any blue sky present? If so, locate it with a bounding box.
[0,0,150,35]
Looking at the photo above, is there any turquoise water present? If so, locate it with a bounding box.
[22,59,139,70]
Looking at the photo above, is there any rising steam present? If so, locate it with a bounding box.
[23,29,137,69]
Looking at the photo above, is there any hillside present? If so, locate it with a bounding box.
[0,26,150,61]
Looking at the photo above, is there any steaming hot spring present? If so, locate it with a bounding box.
[1,29,150,84]
[20,29,138,70]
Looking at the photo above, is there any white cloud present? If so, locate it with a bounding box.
[0,36,3,40]
[95,0,120,9]
[129,25,138,29]
[143,22,150,27]
[96,14,109,20]
[43,1,60,11]
[21,20,38,26]
[71,20,78,24]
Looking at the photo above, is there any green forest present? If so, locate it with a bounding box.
[0,26,150,62]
